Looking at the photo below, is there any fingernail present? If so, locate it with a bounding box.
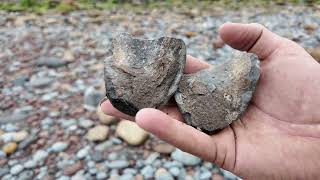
[99,97,108,106]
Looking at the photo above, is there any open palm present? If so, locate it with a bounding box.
[101,23,320,179]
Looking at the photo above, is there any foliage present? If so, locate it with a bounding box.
[0,0,319,13]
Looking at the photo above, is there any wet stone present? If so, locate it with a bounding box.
[175,52,260,132]
[104,33,186,116]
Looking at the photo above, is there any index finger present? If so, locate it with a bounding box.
[184,55,211,74]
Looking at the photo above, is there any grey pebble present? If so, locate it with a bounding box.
[169,167,180,177]
[57,175,70,180]
[171,149,201,166]
[106,160,129,169]
[18,170,34,180]
[107,152,118,161]
[110,137,122,145]
[78,119,94,128]
[24,160,37,169]
[163,161,183,168]
[0,113,29,124]
[123,168,137,175]
[76,146,90,159]
[36,56,68,68]
[50,142,69,152]
[145,152,160,165]
[0,151,6,158]
[199,171,212,180]
[96,172,107,179]
[29,76,53,88]
[155,169,174,180]
[141,165,155,179]
[19,133,38,149]
[13,75,29,86]
[33,150,48,163]
[120,173,134,180]
[10,164,24,175]
[95,140,113,152]
[2,174,13,180]
[0,168,9,178]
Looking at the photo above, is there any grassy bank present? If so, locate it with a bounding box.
[0,0,319,13]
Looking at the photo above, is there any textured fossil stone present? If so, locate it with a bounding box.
[105,33,186,116]
[175,52,260,132]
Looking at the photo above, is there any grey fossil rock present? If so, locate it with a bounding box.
[175,52,260,132]
[104,33,186,116]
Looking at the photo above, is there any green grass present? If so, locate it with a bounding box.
[0,0,319,13]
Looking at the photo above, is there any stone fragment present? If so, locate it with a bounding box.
[96,105,118,125]
[175,52,260,132]
[86,125,109,142]
[105,33,186,116]
[2,142,17,155]
[116,120,148,145]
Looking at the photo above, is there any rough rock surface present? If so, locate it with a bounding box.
[105,33,186,116]
[175,52,260,132]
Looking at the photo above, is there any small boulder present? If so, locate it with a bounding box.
[175,52,260,132]
[105,33,186,116]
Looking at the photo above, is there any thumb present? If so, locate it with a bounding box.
[135,108,237,170]
[219,22,283,60]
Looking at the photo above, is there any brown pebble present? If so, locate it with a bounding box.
[0,159,8,166]
[64,161,83,176]
[304,23,318,32]
[212,35,225,49]
[184,31,197,38]
[152,143,175,154]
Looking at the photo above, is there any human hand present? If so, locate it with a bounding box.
[101,23,320,179]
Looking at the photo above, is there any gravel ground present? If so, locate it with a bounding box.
[0,5,320,180]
